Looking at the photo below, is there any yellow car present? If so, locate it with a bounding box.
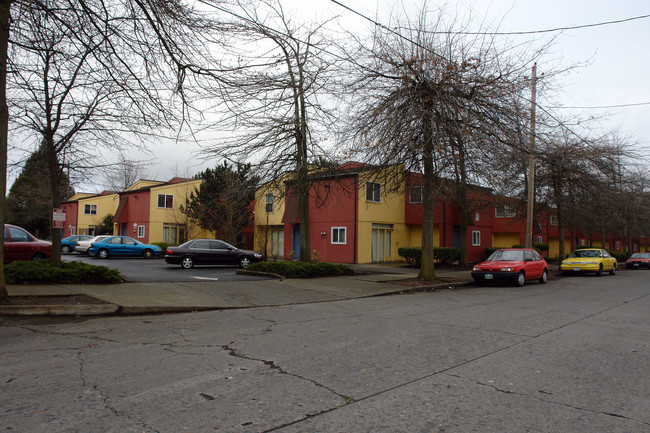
[560,248,617,276]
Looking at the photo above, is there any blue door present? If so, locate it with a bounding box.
[292,225,300,259]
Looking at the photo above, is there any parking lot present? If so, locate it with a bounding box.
[61,252,265,282]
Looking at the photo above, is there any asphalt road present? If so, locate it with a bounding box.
[61,253,265,282]
[1,270,649,432]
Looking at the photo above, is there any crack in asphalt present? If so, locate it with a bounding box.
[77,348,161,433]
[444,372,650,428]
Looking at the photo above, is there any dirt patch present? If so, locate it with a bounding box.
[6,295,110,306]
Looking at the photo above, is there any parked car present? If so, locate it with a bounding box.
[560,248,617,276]
[3,224,52,263]
[626,252,650,269]
[471,248,548,287]
[88,236,163,259]
[165,239,263,269]
[75,235,111,255]
[61,235,93,254]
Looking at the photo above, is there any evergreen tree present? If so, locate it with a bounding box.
[7,148,74,238]
[181,163,258,247]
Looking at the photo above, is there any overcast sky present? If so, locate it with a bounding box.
[38,0,650,193]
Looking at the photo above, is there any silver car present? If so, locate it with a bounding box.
[74,235,111,255]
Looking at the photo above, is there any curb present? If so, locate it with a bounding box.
[0,304,119,316]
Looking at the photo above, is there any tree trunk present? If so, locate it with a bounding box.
[418,115,437,280]
[45,139,62,267]
[0,0,10,303]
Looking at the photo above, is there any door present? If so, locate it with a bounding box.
[371,224,393,262]
[292,225,300,259]
[453,226,461,250]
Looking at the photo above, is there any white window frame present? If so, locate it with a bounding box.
[550,215,558,226]
[84,204,97,215]
[495,205,516,218]
[536,235,543,244]
[137,225,145,238]
[409,186,423,204]
[475,212,480,222]
[472,230,481,246]
[157,194,174,209]
[70,227,76,235]
[366,182,381,203]
[331,227,347,245]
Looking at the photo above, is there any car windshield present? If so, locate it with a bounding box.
[487,250,524,261]
[569,250,601,258]
[630,253,650,259]
[92,236,110,242]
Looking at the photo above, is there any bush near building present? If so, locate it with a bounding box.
[398,247,460,267]
[245,261,353,278]
[4,261,122,284]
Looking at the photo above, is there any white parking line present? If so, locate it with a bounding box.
[191,276,220,281]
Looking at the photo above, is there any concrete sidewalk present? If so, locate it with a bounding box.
[1,264,474,316]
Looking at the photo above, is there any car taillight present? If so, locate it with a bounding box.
[166,248,173,254]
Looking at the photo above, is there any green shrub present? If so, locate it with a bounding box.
[5,260,122,284]
[511,244,524,248]
[533,243,549,252]
[245,261,353,278]
[397,247,460,267]
[609,251,627,262]
[152,242,171,251]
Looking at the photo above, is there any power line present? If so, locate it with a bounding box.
[330,0,650,36]
[550,101,650,109]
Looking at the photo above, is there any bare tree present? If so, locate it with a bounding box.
[102,154,149,192]
[344,7,539,279]
[201,0,341,261]
[0,0,235,302]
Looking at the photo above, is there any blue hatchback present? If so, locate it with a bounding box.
[88,236,163,259]
[61,235,93,254]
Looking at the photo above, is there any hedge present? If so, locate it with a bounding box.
[4,260,122,284]
[245,261,354,278]
[397,247,460,267]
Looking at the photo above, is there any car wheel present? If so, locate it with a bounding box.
[98,248,110,259]
[181,256,194,269]
[142,249,154,259]
[61,245,71,254]
[595,264,603,277]
[515,271,525,287]
[239,256,252,268]
[539,269,548,284]
[30,253,46,261]
[609,264,617,275]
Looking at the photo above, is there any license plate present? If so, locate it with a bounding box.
[573,268,580,271]
[485,274,493,280]
[634,264,639,267]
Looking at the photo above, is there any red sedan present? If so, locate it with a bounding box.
[472,248,548,287]
[626,253,650,269]
[3,224,52,263]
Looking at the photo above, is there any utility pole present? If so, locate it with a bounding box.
[525,63,537,249]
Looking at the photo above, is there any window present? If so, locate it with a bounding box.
[84,204,97,215]
[332,227,347,245]
[163,224,185,244]
[137,225,145,238]
[192,240,211,249]
[495,205,516,218]
[550,215,558,226]
[265,193,274,213]
[537,236,543,244]
[366,182,381,203]
[409,186,423,203]
[475,212,480,222]
[472,231,481,246]
[157,194,173,209]
[71,227,76,235]
[271,228,284,256]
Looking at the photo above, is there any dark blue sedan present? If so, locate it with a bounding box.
[61,235,93,254]
[88,236,163,259]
